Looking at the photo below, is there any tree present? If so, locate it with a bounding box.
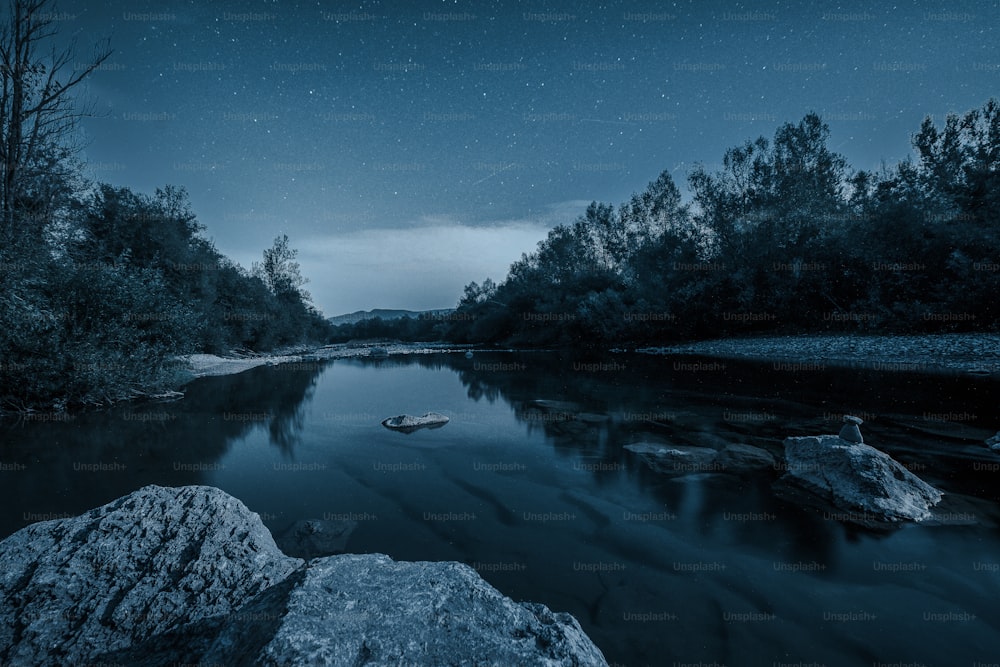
[457,277,496,308]
[0,0,111,247]
[914,98,1000,225]
[257,234,310,303]
[584,201,625,270]
[78,184,205,268]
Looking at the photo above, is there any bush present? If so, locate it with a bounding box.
[0,257,200,409]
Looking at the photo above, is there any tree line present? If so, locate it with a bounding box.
[0,2,329,411]
[432,101,998,346]
[322,101,1000,348]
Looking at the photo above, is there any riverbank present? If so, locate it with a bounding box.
[636,333,1000,376]
[182,334,1000,380]
[177,342,471,379]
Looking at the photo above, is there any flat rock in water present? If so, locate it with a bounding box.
[275,519,358,559]
[624,442,720,475]
[717,443,777,473]
[780,435,943,523]
[381,412,450,432]
[202,553,608,666]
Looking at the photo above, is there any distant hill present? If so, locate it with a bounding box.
[327,308,454,326]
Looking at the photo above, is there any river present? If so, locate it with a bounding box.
[2,350,999,666]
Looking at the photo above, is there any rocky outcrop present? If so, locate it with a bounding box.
[780,435,943,523]
[0,484,302,667]
[0,485,606,667]
[201,554,607,666]
[381,412,450,432]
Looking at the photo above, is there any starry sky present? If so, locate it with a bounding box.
[55,0,1000,315]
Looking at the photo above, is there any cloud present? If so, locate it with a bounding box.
[295,201,589,316]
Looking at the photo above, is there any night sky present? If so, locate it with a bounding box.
[58,0,999,316]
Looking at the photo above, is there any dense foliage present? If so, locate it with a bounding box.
[442,103,1000,347]
[0,2,329,411]
[0,182,331,410]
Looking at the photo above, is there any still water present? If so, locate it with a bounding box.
[2,351,999,666]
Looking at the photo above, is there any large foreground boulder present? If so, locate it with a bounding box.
[0,484,302,666]
[202,554,607,666]
[0,485,606,667]
[780,435,943,523]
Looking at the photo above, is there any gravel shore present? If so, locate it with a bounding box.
[637,333,1000,376]
[177,342,468,379]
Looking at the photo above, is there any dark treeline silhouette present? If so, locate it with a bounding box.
[0,2,329,411]
[438,102,999,346]
[327,314,450,343]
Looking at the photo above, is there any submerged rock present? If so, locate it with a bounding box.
[624,442,720,475]
[275,518,358,559]
[0,485,606,666]
[530,399,584,412]
[780,435,943,523]
[380,412,450,432]
[717,443,777,473]
[576,412,611,424]
[202,554,607,666]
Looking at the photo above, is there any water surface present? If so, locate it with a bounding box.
[2,351,999,666]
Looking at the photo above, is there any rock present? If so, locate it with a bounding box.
[838,415,864,443]
[530,399,583,412]
[987,432,1000,452]
[201,554,608,666]
[550,419,589,436]
[380,412,450,432]
[0,485,302,667]
[0,485,607,666]
[368,346,389,358]
[275,518,358,560]
[624,442,720,475]
[717,443,777,473]
[780,435,943,523]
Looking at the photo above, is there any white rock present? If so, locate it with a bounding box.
[381,412,450,431]
[781,435,943,523]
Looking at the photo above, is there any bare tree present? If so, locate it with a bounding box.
[0,0,111,246]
